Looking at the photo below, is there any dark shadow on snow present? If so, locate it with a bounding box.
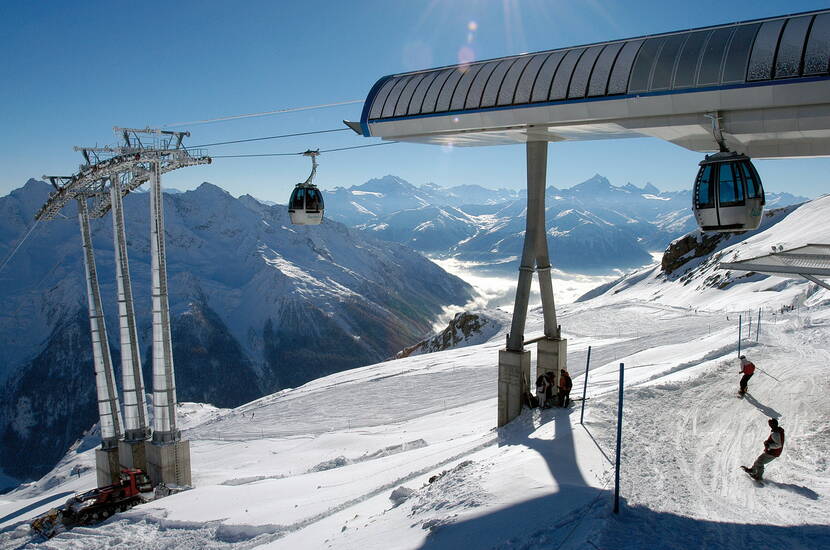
[0,491,73,524]
[596,502,830,550]
[418,406,607,549]
[763,480,821,500]
[743,393,782,419]
[416,406,829,550]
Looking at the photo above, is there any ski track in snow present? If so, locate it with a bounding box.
[1,299,828,549]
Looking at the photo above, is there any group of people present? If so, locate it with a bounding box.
[737,355,785,481]
[534,368,573,409]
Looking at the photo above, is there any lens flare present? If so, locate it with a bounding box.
[458,46,475,65]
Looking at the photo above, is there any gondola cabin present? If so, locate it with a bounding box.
[693,152,765,232]
[288,183,324,225]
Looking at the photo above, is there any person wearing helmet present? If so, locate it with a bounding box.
[738,355,755,396]
[742,418,785,480]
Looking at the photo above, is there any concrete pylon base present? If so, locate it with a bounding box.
[95,448,121,487]
[537,338,568,394]
[118,439,148,472]
[146,440,192,487]
[498,349,531,427]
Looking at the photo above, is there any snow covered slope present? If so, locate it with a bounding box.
[1,197,828,549]
[0,180,473,484]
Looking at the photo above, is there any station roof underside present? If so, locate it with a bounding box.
[719,244,830,290]
[357,9,830,157]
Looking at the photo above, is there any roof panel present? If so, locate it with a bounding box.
[394,73,428,117]
[569,45,604,98]
[436,69,465,112]
[674,30,710,88]
[651,34,686,90]
[776,15,813,78]
[466,61,501,109]
[450,64,486,111]
[588,42,624,96]
[722,23,760,83]
[407,71,440,115]
[804,13,830,75]
[497,56,533,105]
[530,52,566,103]
[368,78,397,119]
[551,48,586,100]
[608,39,644,94]
[515,54,552,104]
[697,27,735,85]
[481,58,516,107]
[748,19,786,81]
[629,38,664,93]
[382,75,414,118]
[420,69,454,114]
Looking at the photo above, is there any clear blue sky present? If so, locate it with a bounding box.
[2,0,829,202]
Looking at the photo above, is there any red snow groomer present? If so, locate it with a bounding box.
[30,468,152,538]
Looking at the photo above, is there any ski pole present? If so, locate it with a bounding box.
[757,368,781,382]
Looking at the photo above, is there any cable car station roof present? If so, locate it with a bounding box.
[719,244,830,290]
[356,9,830,158]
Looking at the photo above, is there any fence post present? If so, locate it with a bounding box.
[738,314,742,357]
[613,362,624,514]
[580,346,591,425]
[756,308,762,342]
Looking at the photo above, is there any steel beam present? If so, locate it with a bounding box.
[149,161,179,443]
[110,173,150,442]
[507,141,558,351]
[78,197,123,449]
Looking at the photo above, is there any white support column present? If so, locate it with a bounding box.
[498,141,566,427]
[146,161,191,487]
[149,161,178,444]
[111,174,151,470]
[78,197,123,486]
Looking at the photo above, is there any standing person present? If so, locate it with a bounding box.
[738,355,755,396]
[535,372,549,408]
[545,371,557,408]
[742,418,785,480]
[558,369,573,407]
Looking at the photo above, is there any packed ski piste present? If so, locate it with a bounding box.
[1,199,829,548]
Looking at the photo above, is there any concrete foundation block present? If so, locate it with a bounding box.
[118,439,148,472]
[95,448,121,487]
[537,337,567,393]
[498,349,531,427]
[146,439,192,487]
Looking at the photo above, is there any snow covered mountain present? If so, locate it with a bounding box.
[1,194,828,550]
[0,180,473,484]
[326,174,808,274]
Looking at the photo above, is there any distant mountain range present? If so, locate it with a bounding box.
[323,174,808,274]
[0,180,473,484]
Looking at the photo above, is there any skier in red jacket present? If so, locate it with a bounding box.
[738,355,755,396]
[742,418,785,480]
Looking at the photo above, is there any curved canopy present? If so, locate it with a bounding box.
[356,9,830,157]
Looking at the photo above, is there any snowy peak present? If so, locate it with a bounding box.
[571,173,614,194]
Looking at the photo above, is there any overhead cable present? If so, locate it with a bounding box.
[0,218,42,274]
[190,127,350,148]
[163,99,364,128]
[210,141,397,159]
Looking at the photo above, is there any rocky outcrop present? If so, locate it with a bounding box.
[395,311,507,359]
